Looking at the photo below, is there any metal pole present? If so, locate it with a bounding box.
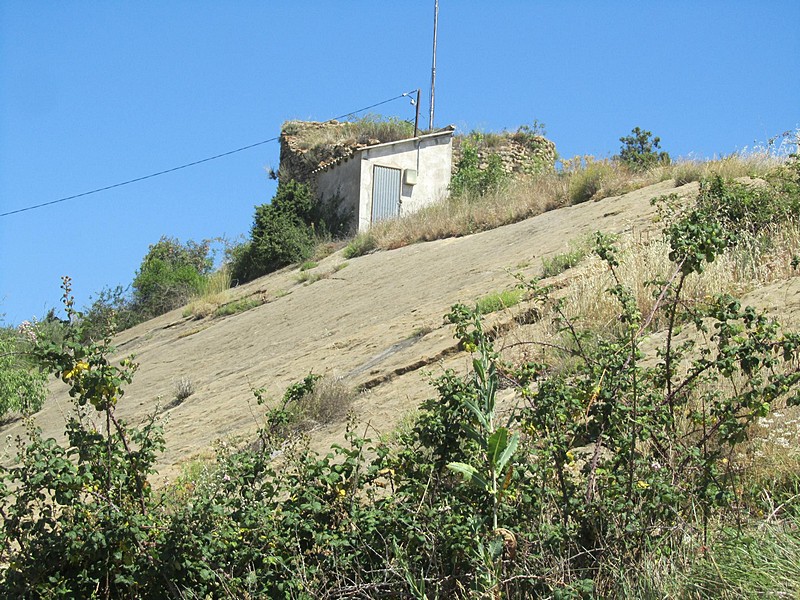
[414,89,421,137]
[429,0,438,131]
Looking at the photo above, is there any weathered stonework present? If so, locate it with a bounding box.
[280,122,558,186]
[279,121,394,187]
[452,134,557,176]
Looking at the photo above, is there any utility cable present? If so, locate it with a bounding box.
[1,91,417,218]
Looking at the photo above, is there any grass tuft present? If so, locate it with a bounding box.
[183,268,233,319]
[213,296,263,317]
[541,237,592,278]
[475,289,525,315]
[343,232,377,258]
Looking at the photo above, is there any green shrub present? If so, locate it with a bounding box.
[697,173,799,239]
[81,285,140,338]
[0,325,47,420]
[131,236,212,318]
[451,140,507,197]
[1,280,165,597]
[230,180,326,284]
[617,126,671,172]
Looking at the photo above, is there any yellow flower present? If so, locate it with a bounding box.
[62,361,90,381]
[637,480,649,490]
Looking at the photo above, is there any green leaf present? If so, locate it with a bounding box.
[487,428,509,468]
[496,431,519,473]
[447,461,489,491]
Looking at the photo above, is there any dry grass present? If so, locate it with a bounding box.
[362,173,567,251]
[559,221,800,333]
[561,156,660,204]
[339,147,797,260]
[183,268,233,319]
[291,376,356,430]
[284,115,413,152]
[666,152,790,185]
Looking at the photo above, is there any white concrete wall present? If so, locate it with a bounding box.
[314,131,453,234]
[357,133,452,232]
[315,155,361,233]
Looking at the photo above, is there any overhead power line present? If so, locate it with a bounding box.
[1,91,415,218]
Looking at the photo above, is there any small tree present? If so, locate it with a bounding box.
[617,126,670,172]
[131,237,212,318]
[0,325,47,420]
[230,180,317,284]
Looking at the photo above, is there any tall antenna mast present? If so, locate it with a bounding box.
[429,0,439,131]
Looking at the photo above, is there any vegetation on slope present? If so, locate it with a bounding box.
[68,125,794,338]
[2,152,800,597]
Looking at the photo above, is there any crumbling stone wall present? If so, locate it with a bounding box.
[279,121,385,187]
[280,121,558,188]
[452,134,557,176]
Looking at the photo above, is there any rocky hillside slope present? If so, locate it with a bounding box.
[5,178,799,481]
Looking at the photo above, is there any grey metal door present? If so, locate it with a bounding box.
[371,165,401,223]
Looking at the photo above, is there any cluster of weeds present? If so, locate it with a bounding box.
[4,159,800,598]
[474,288,525,315]
[541,236,594,278]
[213,296,263,317]
[343,232,377,258]
[295,262,348,285]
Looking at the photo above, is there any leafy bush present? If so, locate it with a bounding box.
[0,280,165,598]
[450,140,507,197]
[131,236,212,319]
[230,180,334,284]
[80,285,140,338]
[697,172,800,239]
[617,126,671,172]
[0,324,47,420]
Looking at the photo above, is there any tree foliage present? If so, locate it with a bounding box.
[230,180,319,284]
[131,236,212,319]
[0,324,47,420]
[617,126,671,171]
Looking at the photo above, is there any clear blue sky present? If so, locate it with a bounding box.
[1,1,798,325]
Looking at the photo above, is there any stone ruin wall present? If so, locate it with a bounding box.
[278,121,559,189]
[451,135,558,175]
[278,121,382,189]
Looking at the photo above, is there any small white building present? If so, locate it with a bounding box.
[314,126,454,233]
